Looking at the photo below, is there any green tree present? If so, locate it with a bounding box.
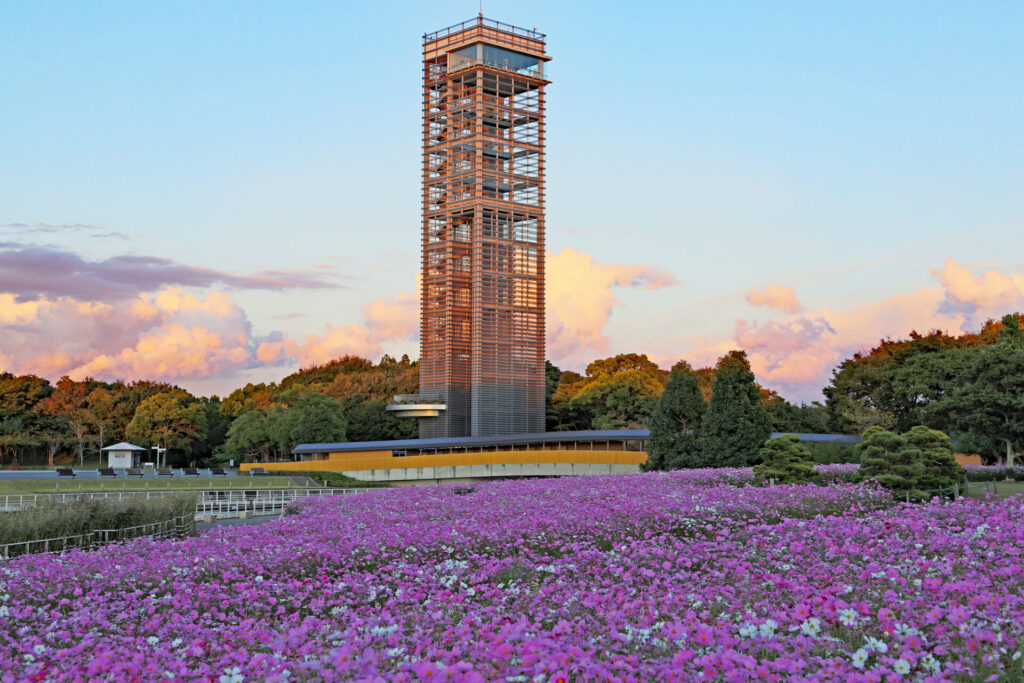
[221,410,275,463]
[753,434,821,484]
[697,351,772,467]
[126,392,207,465]
[287,393,347,450]
[932,315,1024,467]
[856,426,963,497]
[855,428,922,496]
[644,361,705,471]
[904,426,965,492]
[569,370,662,429]
[193,397,231,465]
[345,399,417,442]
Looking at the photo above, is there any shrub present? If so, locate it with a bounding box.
[856,426,964,499]
[805,441,859,464]
[753,435,821,484]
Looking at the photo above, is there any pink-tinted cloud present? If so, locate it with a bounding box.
[546,247,678,366]
[935,258,1024,323]
[745,284,803,313]
[0,244,342,301]
[362,292,419,342]
[694,259,1024,401]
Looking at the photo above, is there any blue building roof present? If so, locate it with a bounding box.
[292,430,858,454]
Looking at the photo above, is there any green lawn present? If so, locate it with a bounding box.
[0,477,303,496]
[963,479,1024,499]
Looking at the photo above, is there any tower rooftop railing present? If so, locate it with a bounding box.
[424,15,545,43]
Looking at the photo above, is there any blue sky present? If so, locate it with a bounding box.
[1,1,1022,400]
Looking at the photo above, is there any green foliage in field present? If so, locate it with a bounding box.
[754,435,821,484]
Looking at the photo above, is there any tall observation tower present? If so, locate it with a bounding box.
[390,17,550,438]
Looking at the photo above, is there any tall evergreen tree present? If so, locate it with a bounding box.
[697,351,772,467]
[644,361,705,470]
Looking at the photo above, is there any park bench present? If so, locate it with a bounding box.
[249,467,268,476]
[183,468,200,476]
[126,468,144,477]
[56,468,76,478]
[210,467,227,476]
[98,468,116,478]
[157,468,174,476]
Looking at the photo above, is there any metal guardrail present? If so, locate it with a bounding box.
[0,513,195,559]
[0,488,369,514]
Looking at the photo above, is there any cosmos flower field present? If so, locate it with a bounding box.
[2,469,1023,682]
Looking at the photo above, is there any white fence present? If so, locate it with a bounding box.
[0,488,369,514]
[0,513,196,559]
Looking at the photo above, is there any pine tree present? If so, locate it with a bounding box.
[855,428,923,496]
[904,426,965,492]
[753,434,821,484]
[855,426,964,498]
[644,361,705,470]
[697,351,772,467]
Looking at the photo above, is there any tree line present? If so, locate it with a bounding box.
[4,312,1020,468]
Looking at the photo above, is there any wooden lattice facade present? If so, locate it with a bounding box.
[419,17,550,437]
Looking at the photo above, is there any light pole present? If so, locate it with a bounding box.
[151,445,167,469]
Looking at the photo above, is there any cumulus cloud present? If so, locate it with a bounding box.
[0,244,342,301]
[546,247,678,365]
[702,259,1024,401]
[745,284,802,313]
[935,258,1024,324]
[362,292,419,342]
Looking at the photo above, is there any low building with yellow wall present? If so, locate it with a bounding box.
[239,430,650,484]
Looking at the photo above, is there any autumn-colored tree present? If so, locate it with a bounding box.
[36,377,96,466]
[220,382,282,418]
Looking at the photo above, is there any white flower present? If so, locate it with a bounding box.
[893,659,911,674]
[759,619,777,638]
[147,636,159,645]
[738,623,757,638]
[921,654,940,672]
[23,654,34,663]
[0,605,9,617]
[800,618,821,638]
[851,648,869,669]
[219,666,244,683]
[839,608,859,626]
[172,638,183,648]
[894,623,918,637]
[254,575,264,583]
[33,644,46,654]
[864,636,888,654]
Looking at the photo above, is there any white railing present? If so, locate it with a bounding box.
[0,488,370,514]
[0,513,196,560]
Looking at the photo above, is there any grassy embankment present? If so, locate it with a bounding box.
[963,478,1024,499]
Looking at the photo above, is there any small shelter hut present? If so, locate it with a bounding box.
[101,442,148,469]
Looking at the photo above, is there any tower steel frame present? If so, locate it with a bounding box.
[419,17,550,438]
